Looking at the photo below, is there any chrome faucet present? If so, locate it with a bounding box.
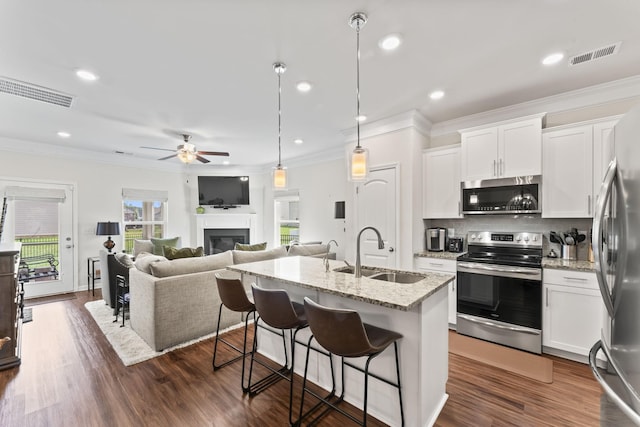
[323,240,338,272]
[355,226,385,278]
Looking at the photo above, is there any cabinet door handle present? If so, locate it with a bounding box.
[499,158,503,176]
[546,288,549,307]
[452,280,455,292]
[588,195,592,215]
[493,160,497,177]
[429,262,444,267]
[563,276,588,282]
[458,201,461,216]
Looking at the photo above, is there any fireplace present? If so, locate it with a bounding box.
[203,228,250,255]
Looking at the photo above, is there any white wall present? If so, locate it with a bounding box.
[0,148,192,292]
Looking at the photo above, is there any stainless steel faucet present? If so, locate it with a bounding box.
[323,240,338,272]
[355,227,385,278]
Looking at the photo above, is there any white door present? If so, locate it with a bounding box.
[355,166,397,268]
[1,181,75,298]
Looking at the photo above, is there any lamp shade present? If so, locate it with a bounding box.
[96,222,120,236]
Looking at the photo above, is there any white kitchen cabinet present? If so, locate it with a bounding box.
[592,119,618,211]
[414,257,457,327]
[460,114,544,181]
[542,125,593,218]
[543,269,603,361]
[423,146,461,219]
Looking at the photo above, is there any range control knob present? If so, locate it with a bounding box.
[516,235,522,242]
[532,235,538,242]
[524,235,530,242]
[471,234,477,240]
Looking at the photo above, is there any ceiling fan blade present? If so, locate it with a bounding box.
[195,155,211,163]
[197,151,230,157]
[158,154,178,161]
[140,146,176,152]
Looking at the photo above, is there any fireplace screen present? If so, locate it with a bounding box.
[204,228,250,254]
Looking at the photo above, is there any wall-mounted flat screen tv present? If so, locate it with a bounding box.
[198,176,250,207]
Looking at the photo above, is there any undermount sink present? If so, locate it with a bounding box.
[333,265,379,277]
[369,271,426,284]
[333,266,426,284]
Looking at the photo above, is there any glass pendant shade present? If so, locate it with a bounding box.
[349,146,369,181]
[273,166,287,189]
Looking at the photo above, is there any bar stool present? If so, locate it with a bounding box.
[300,297,404,426]
[113,274,129,327]
[248,284,310,425]
[212,274,256,392]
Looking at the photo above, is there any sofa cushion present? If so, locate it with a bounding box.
[288,244,327,257]
[150,237,180,255]
[149,251,234,278]
[114,252,135,269]
[234,241,267,251]
[134,253,168,274]
[164,246,204,260]
[133,239,154,257]
[232,246,287,264]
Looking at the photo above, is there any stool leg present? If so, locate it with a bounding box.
[212,303,224,370]
[394,342,404,427]
[240,311,254,392]
[297,334,315,425]
[363,355,375,427]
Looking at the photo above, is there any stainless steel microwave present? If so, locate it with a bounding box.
[461,175,541,215]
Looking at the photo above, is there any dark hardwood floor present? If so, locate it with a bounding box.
[0,291,605,426]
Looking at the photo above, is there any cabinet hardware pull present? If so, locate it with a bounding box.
[588,195,592,215]
[546,288,549,307]
[429,262,444,267]
[563,276,588,281]
[499,158,503,176]
[452,280,455,292]
[493,160,497,176]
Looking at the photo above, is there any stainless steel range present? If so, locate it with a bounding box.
[456,231,543,354]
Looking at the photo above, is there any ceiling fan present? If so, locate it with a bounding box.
[141,134,229,164]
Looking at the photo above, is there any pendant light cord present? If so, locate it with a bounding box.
[356,21,361,149]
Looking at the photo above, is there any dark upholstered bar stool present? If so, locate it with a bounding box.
[300,297,405,427]
[248,284,310,425]
[212,274,256,392]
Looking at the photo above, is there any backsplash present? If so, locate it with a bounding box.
[424,216,594,261]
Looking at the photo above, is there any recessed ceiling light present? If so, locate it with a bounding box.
[222,160,230,165]
[75,69,99,81]
[294,138,304,144]
[379,34,402,51]
[57,131,71,138]
[542,52,564,65]
[296,81,312,92]
[429,90,445,100]
[356,115,367,122]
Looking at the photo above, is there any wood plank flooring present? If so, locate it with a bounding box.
[0,290,606,426]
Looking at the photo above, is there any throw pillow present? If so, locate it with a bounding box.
[114,252,135,269]
[234,241,267,251]
[150,237,180,255]
[163,246,204,260]
[288,244,328,257]
[133,239,154,257]
[134,254,168,274]
[149,251,234,278]
[232,246,287,264]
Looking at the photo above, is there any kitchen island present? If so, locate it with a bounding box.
[228,256,453,427]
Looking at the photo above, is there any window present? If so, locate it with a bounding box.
[274,191,299,246]
[122,188,168,253]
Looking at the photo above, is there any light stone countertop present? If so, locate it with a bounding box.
[542,258,595,272]
[227,256,454,311]
[414,251,464,260]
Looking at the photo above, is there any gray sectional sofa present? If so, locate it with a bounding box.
[128,244,334,351]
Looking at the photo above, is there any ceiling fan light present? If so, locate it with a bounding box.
[177,150,196,164]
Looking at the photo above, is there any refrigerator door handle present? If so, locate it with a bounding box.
[590,340,640,425]
[593,158,617,317]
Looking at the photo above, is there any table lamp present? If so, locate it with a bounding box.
[96,221,120,252]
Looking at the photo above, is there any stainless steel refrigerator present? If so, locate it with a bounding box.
[590,104,640,426]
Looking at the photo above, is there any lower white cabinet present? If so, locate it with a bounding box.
[414,257,457,327]
[543,269,603,361]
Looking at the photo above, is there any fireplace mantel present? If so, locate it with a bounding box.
[196,213,257,248]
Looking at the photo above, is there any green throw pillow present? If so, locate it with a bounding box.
[234,242,267,251]
[163,246,204,260]
[150,237,180,255]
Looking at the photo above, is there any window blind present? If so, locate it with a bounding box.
[122,188,168,202]
[4,186,66,202]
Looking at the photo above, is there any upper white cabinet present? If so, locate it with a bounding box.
[542,117,619,218]
[460,114,545,181]
[423,146,461,218]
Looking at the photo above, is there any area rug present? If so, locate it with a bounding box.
[84,300,243,367]
[449,331,553,383]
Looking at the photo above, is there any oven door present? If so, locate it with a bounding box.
[457,261,542,330]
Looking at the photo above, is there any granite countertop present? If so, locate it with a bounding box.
[542,258,595,272]
[414,251,464,260]
[227,256,454,311]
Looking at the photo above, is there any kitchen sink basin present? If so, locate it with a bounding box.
[369,271,426,284]
[333,266,380,277]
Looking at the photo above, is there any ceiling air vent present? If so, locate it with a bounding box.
[569,42,622,67]
[0,77,74,107]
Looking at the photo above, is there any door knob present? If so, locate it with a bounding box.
[388,247,395,252]
[65,245,74,249]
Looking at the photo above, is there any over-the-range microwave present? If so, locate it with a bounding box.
[461,175,541,215]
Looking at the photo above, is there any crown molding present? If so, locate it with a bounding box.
[431,74,640,137]
[342,109,432,142]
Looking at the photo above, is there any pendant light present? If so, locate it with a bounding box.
[348,12,369,182]
[273,62,287,189]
